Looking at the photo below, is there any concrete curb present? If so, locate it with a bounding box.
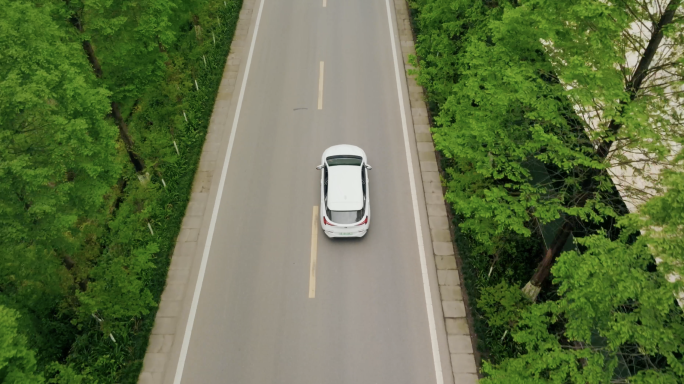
[137,1,257,382]
[391,0,480,382]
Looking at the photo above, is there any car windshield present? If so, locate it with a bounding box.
[328,209,364,224]
[326,156,362,166]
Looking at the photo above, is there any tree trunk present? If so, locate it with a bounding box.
[157,35,167,53]
[111,102,145,173]
[82,40,103,78]
[522,0,681,301]
[522,220,574,300]
[68,13,102,78]
[62,255,88,291]
[68,11,145,173]
[595,0,681,160]
[63,255,76,270]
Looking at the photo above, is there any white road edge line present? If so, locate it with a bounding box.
[384,0,444,383]
[172,0,266,382]
[309,206,319,298]
[323,0,327,7]
[318,61,324,110]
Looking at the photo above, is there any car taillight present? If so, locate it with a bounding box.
[324,217,336,226]
[356,216,368,226]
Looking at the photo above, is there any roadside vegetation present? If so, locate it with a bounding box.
[407,0,684,382]
[0,0,241,382]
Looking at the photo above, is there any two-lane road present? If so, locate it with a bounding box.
[170,0,451,382]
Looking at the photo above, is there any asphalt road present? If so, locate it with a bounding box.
[175,0,449,382]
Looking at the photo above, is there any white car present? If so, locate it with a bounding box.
[316,145,371,238]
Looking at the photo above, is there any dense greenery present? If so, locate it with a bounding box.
[481,172,684,382]
[409,0,683,381]
[0,0,241,382]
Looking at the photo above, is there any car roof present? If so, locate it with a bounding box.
[322,144,366,160]
[327,165,363,211]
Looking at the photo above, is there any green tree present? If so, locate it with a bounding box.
[0,305,45,383]
[481,171,684,383]
[0,0,119,324]
[518,0,683,300]
[59,0,182,172]
[72,182,161,336]
[1,0,240,381]
[411,0,684,300]
[76,243,157,335]
[409,0,493,108]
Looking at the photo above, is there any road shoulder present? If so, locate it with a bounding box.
[137,1,259,383]
[390,0,480,382]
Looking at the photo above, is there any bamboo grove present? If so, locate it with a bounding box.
[408,0,684,382]
[0,0,241,382]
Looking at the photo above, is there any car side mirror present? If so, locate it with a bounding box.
[316,165,323,170]
[366,165,372,170]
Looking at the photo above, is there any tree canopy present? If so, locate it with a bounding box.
[481,171,684,383]
[410,0,684,380]
[0,0,241,381]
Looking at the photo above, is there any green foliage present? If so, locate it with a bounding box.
[0,306,45,383]
[0,0,241,382]
[0,0,119,294]
[428,0,606,246]
[477,280,531,361]
[74,183,159,335]
[62,0,179,102]
[0,0,119,368]
[43,362,94,384]
[65,2,242,382]
[451,210,544,363]
[410,0,684,378]
[479,281,528,330]
[482,303,619,384]
[482,172,684,382]
[76,243,157,334]
[411,0,683,255]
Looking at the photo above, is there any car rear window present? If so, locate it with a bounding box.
[326,156,362,166]
[329,209,365,224]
